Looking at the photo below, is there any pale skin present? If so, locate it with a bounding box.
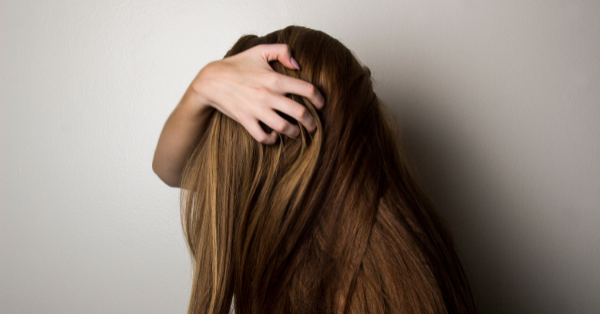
[152,44,326,188]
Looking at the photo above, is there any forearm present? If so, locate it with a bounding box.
[152,86,215,188]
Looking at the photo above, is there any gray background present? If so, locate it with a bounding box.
[2,0,599,313]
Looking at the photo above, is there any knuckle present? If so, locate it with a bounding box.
[268,73,281,88]
[256,132,267,143]
[295,106,307,119]
[253,44,266,53]
[305,83,316,96]
[256,89,270,102]
[274,120,288,132]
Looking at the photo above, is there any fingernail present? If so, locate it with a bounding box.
[291,57,301,70]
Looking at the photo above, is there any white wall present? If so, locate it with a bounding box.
[1,0,598,313]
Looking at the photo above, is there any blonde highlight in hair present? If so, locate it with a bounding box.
[180,25,475,314]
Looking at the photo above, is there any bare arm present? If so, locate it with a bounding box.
[152,85,213,187]
[152,44,325,188]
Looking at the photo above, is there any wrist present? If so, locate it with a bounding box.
[190,62,218,109]
[182,83,213,117]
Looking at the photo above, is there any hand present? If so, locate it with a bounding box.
[191,44,325,144]
[152,43,325,187]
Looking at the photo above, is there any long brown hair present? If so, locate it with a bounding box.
[180,25,475,314]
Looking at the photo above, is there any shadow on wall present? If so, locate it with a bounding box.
[386,92,572,314]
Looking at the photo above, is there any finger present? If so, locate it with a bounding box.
[269,95,317,133]
[259,44,300,71]
[242,117,279,145]
[259,108,301,139]
[269,74,325,110]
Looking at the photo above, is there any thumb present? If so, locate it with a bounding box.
[260,44,301,71]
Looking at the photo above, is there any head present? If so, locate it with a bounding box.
[180,25,475,314]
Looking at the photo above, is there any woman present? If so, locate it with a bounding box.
[153,26,475,314]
